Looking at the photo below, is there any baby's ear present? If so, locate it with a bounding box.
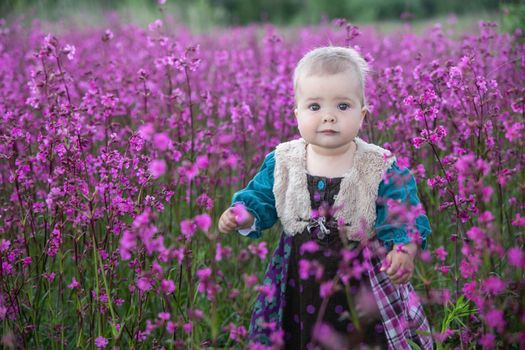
[361,106,368,119]
[360,107,368,126]
[294,108,298,118]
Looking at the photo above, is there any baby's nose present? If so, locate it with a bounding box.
[322,113,336,122]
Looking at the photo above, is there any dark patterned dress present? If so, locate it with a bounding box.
[236,151,434,350]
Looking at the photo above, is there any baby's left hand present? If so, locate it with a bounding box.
[380,242,418,285]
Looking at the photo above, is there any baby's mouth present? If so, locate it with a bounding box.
[319,130,338,135]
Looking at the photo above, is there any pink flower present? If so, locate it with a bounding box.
[194,213,212,232]
[47,226,62,257]
[64,44,75,60]
[243,273,258,289]
[119,230,136,260]
[436,265,450,274]
[231,203,250,226]
[485,308,506,333]
[166,321,176,334]
[195,155,209,169]
[420,250,432,262]
[196,268,214,296]
[161,279,176,294]
[0,239,10,252]
[158,312,170,321]
[43,272,56,283]
[312,322,348,349]
[434,246,448,261]
[180,219,197,240]
[197,193,214,210]
[215,242,224,262]
[512,214,525,227]
[248,242,268,260]
[411,136,425,149]
[299,259,311,280]
[182,322,192,334]
[179,161,199,181]
[137,277,153,291]
[153,132,171,151]
[479,333,495,349]
[482,276,506,295]
[300,241,319,255]
[225,322,247,341]
[67,277,80,290]
[320,281,334,298]
[138,123,155,140]
[507,247,524,268]
[255,283,276,302]
[434,329,454,343]
[94,336,108,348]
[149,159,166,179]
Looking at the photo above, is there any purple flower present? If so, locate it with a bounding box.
[248,242,268,260]
[434,246,448,261]
[180,219,197,240]
[300,241,319,255]
[195,155,209,169]
[485,308,506,333]
[138,123,154,140]
[507,247,524,269]
[136,277,153,292]
[194,213,212,232]
[479,333,495,349]
[161,279,176,294]
[149,159,166,179]
[153,132,171,151]
[319,280,334,298]
[47,227,62,257]
[158,312,170,321]
[182,322,192,334]
[67,277,80,290]
[94,336,108,348]
[482,276,506,295]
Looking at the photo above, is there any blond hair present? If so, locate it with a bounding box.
[293,46,370,108]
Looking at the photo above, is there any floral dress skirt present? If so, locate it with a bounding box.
[248,174,388,349]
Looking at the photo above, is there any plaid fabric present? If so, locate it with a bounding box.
[367,239,434,350]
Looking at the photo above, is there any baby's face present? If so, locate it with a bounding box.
[294,70,366,154]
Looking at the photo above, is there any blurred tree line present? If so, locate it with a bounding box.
[0,0,522,31]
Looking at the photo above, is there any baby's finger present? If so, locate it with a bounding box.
[219,218,236,233]
[380,252,393,272]
[222,221,236,232]
[388,268,404,283]
[392,270,411,285]
[386,262,399,275]
[395,275,410,285]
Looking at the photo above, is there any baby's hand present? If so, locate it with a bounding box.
[218,204,255,233]
[380,242,418,285]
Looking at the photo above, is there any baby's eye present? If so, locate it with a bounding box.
[338,103,351,111]
[308,103,320,111]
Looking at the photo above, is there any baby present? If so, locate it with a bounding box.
[219,47,433,350]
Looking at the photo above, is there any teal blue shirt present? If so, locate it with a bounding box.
[232,151,431,250]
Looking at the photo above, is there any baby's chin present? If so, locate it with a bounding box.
[306,140,357,154]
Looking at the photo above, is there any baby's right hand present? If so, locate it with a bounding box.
[218,206,255,233]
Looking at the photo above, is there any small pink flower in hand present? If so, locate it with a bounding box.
[231,203,250,226]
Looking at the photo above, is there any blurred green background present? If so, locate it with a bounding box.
[0,0,523,33]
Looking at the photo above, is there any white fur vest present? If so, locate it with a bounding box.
[273,137,396,241]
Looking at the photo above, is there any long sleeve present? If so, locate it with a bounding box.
[375,161,432,251]
[231,151,278,239]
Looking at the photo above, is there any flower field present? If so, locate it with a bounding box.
[0,14,524,349]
